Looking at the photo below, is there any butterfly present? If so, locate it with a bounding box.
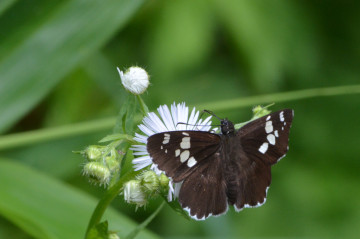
[147,109,294,220]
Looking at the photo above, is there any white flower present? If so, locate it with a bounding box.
[117,66,149,95]
[131,102,213,201]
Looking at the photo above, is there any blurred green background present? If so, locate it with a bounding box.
[1,0,360,238]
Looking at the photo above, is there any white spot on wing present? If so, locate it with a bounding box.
[180,150,190,163]
[175,149,180,157]
[162,133,170,144]
[187,156,197,167]
[258,142,269,154]
[265,121,273,133]
[182,132,189,136]
[267,134,276,145]
[165,149,168,154]
[180,137,191,149]
[280,111,285,122]
[274,130,279,137]
[266,115,271,121]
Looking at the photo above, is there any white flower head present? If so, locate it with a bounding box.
[117,66,149,95]
[131,102,213,201]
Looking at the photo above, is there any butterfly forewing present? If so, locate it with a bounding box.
[147,131,221,181]
[237,109,294,165]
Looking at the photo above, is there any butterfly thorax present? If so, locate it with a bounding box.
[220,119,235,136]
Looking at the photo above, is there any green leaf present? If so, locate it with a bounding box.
[99,134,135,144]
[0,159,158,239]
[87,221,109,239]
[0,0,144,133]
[164,197,191,221]
[0,0,16,15]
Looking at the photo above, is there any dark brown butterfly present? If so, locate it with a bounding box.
[147,109,294,220]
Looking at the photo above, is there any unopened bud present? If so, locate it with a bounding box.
[83,162,111,186]
[123,180,147,208]
[159,173,170,189]
[252,105,271,119]
[105,148,121,172]
[138,170,160,194]
[117,66,149,95]
[84,145,104,161]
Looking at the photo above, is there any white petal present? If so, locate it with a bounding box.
[187,107,198,130]
[132,155,152,164]
[138,124,154,136]
[132,151,149,156]
[176,102,188,130]
[170,102,178,128]
[168,181,174,201]
[158,105,176,131]
[133,133,148,144]
[143,113,167,133]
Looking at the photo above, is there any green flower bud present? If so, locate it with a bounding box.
[159,173,170,189]
[123,180,147,208]
[108,232,120,239]
[83,162,111,186]
[252,105,272,119]
[84,145,104,161]
[105,148,121,172]
[138,170,160,194]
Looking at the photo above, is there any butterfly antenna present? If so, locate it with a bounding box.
[203,110,222,121]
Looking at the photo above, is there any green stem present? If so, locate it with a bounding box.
[84,170,140,239]
[197,84,360,111]
[1,84,360,150]
[125,201,165,239]
[0,117,115,150]
[136,95,149,115]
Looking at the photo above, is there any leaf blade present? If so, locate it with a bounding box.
[0,0,144,133]
[0,159,158,239]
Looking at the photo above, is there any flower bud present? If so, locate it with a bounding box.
[252,105,271,119]
[138,170,160,194]
[84,145,104,161]
[105,148,121,172]
[117,66,149,95]
[83,162,111,186]
[123,180,147,208]
[108,232,120,239]
[159,173,170,189]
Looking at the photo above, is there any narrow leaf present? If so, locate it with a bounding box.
[0,159,158,239]
[0,0,144,133]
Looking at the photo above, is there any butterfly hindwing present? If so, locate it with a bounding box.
[225,153,271,210]
[178,148,228,220]
[147,131,221,181]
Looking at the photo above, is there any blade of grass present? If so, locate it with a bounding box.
[0,159,158,239]
[1,84,359,150]
[0,0,144,133]
[0,0,17,15]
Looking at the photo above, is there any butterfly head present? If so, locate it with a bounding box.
[220,119,235,135]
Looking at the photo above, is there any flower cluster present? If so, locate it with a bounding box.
[81,146,121,186]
